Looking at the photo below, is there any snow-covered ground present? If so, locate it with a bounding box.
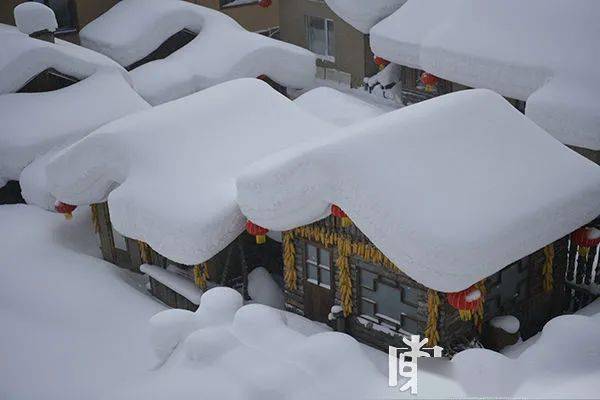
[1,204,599,399]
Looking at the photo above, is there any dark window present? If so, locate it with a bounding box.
[305,15,335,60]
[305,243,332,289]
[485,260,529,315]
[358,262,422,334]
[34,0,78,31]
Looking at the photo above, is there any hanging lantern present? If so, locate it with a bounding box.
[331,204,351,228]
[571,227,600,248]
[420,72,439,93]
[374,56,389,70]
[246,220,269,244]
[54,201,77,220]
[258,0,272,8]
[447,286,482,320]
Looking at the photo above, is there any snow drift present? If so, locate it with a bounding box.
[237,89,600,292]
[370,0,600,150]
[47,79,337,266]
[13,2,57,35]
[80,0,316,105]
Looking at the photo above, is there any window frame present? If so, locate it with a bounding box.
[304,242,333,289]
[304,15,335,62]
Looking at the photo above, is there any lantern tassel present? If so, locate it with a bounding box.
[256,234,266,245]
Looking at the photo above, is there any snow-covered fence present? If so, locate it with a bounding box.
[565,231,600,311]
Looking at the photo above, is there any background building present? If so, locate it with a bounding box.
[279,0,378,88]
[0,0,279,43]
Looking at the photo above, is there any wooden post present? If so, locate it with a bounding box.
[238,242,249,301]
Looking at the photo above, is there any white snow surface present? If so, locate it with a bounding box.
[14,2,57,35]
[247,267,284,309]
[0,205,165,400]
[237,89,600,292]
[47,79,337,266]
[324,0,406,34]
[294,87,388,127]
[0,28,128,94]
[370,0,600,150]
[141,264,204,305]
[80,0,316,105]
[0,70,149,184]
[490,315,520,334]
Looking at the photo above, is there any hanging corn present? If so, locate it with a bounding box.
[337,236,353,317]
[90,204,100,233]
[473,281,486,333]
[193,263,209,290]
[283,231,297,290]
[138,241,151,264]
[542,244,554,293]
[425,290,440,346]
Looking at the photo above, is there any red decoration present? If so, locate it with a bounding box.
[374,57,389,68]
[258,0,272,8]
[420,72,439,93]
[571,227,600,248]
[55,201,77,220]
[331,204,351,227]
[447,286,482,311]
[246,220,269,244]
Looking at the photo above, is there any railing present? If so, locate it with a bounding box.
[565,238,599,311]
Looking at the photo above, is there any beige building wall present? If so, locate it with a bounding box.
[279,0,378,87]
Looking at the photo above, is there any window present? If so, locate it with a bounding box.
[484,260,529,315]
[305,16,335,60]
[34,0,77,31]
[305,243,332,289]
[358,263,422,334]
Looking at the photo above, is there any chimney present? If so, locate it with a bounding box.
[14,2,58,43]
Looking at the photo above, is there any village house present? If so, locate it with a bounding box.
[0,5,148,205]
[0,0,279,44]
[364,0,599,164]
[47,79,338,309]
[76,0,315,105]
[236,89,600,353]
[278,0,381,88]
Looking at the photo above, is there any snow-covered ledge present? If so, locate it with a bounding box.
[140,264,203,305]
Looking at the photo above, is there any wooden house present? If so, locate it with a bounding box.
[236,89,600,354]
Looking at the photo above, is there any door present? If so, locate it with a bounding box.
[303,242,334,323]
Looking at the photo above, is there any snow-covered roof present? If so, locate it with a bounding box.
[237,89,600,292]
[80,0,316,105]
[294,87,389,127]
[47,79,337,266]
[0,71,149,183]
[0,28,128,94]
[370,0,600,151]
[14,2,57,35]
[324,0,406,34]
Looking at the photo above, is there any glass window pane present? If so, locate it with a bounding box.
[326,19,335,58]
[319,248,330,267]
[402,316,419,334]
[307,244,317,263]
[374,282,402,322]
[307,263,318,282]
[320,267,331,288]
[402,285,421,307]
[112,228,128,251]
[360,268,377,290]
[307,16,326,56]
[361,299,376,317]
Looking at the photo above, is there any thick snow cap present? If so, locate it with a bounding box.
[237,89,600,292]
[370,0,600,151]
[47,79,337,265]
[0,71,149,183]
[0,29,128,94]
[324,0,406,33]
[80,0,316,105]
[14,2,57,35]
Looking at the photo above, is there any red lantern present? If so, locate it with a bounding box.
[374,56,389,69]
[571,227,600,248]
[420,72,439,93]
[55,201,77,220]
[258,0,272,8]
[246,220,269,244]
[447,286,482,312]
[331,204,351,228]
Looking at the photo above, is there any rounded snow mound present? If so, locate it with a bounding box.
[325,0,406,33]
[198,286,243,316]
[14,2,57,35]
